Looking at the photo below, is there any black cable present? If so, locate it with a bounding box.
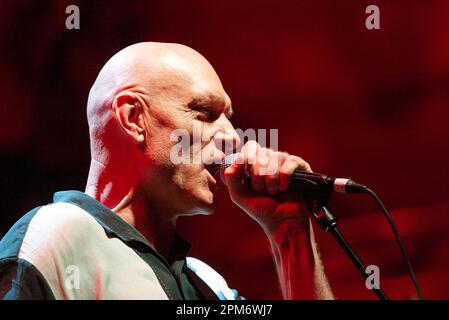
[365,187,423,299]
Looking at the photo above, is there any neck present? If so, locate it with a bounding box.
[85,158,178,261]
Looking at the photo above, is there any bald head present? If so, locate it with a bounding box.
[87,42,228,161]
[85,42,238,215]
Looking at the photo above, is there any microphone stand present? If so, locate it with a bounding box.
[306,197,389,300]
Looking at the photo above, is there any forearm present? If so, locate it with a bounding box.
[265,218,334,300]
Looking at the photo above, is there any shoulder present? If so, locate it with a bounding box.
[186,257,244,300]
[0,202,103,299]
[0,202,103,263]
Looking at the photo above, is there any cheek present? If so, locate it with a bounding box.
[145,130,177,165]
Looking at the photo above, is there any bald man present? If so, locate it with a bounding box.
[0,42,333,300]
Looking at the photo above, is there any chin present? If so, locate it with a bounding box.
[184,189,216,216]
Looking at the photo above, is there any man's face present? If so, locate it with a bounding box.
[138,57,240,216]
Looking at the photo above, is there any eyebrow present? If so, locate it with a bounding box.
[189,94,234,119]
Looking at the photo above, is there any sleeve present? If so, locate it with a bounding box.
[186,257,245,300]
[0,258,55,300]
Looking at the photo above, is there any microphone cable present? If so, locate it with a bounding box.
[365,187,423,299]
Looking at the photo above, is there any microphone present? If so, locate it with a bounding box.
[220,153,367,194]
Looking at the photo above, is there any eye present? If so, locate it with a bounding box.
[193,105,217,121]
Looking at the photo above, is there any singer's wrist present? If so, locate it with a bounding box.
[260,203,311,236]
[264,218,316,299]
[264,217,315,269]
[262,215,311,240]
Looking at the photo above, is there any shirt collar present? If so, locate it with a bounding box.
[52,190,192,262]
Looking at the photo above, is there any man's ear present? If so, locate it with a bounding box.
[113,92,146,144]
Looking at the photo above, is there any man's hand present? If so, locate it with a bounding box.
[223,140,313,234]
[223,140,334,300]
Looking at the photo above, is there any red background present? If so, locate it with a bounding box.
[0,1,448,299]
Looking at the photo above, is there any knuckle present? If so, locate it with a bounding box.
[289,155,307,167]
[289,155,304,163]
[271,150,287,159]
[279,151,289,158]
[245,140,259,149]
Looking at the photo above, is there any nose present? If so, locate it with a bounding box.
[213,115,241,156]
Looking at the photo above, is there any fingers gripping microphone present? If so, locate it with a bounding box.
[220,153,367,194]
